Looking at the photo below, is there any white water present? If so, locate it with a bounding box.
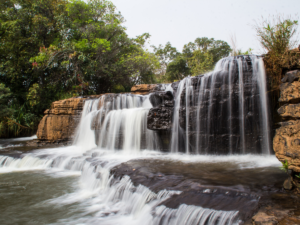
[4,145,282,224]
[0,55,274,224]
[170,55,271,154]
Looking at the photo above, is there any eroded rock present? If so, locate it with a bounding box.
[281,70,300,83]
[36,97,88,141]
[131,84,157,95]
[277,103,300,119]
[279,81,300,103]
[273,120,300,172]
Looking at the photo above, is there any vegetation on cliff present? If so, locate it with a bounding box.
[254,15,300,88]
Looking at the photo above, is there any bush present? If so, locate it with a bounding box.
[254,15,299,88]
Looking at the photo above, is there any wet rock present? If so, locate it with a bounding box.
[147,91,174,131]
[147,107,173,130]
[281,70,300,83]
[149,91,173,108]
[283,176,293,190]
[252,212,278,225]
[273,120,300,172]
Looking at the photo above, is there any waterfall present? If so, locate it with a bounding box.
[72,55,270,155]
[0,55,275,225]
[73,94,159,153]
[170,55,271,154]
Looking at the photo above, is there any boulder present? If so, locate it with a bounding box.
[279,81,300,103]
[147,91,174,131]
[281,70,300,83]
[283,176,293,190]
[36,97,87,141]
[147,107,173,130]
[277,103,300,118]
[273,120,300,172]
[252,212,278,225]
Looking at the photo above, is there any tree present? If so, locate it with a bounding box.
[165,56,190,81]
[183,37,231,64]
[31,1,159,93]
[188,50,214,76]
[152,42,180,82]
[0,0,160,137]
[0,84,14,119]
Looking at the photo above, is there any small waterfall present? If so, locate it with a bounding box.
[170,80,186,153]
[74,94,159,153]
[171,55,271,154]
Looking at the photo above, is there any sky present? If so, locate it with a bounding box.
[110,0,299,54]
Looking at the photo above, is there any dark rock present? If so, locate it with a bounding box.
[147,107,173,130]
[283,176,293,190]
[281,70,300,83]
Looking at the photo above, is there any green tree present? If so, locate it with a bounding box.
[165,56,190,81]
[31,1,159,93]
[188,50,214,76]
[183,37,231,64]
[152,42,180,82]
[0,83,14,119]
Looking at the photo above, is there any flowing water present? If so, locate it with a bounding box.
[0,56,289,225]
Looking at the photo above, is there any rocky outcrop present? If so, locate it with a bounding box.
[147,91,174,130]
[273,70,300,172]
[36,84,160,142]
[36,97,88,142]
[131,84,157,95]
[273,120,300,172]
[279,81,300,103]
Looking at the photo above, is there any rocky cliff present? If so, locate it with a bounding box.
[273,70,300,172]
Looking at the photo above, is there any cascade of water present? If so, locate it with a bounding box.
[185,77,193,154]
[170,79,186,153]
[0,151,242,225]
[253,56,271,154]
[170,55,271,154]
[228,60,234,154]
[73,93,159,153]
[237,58,245,154]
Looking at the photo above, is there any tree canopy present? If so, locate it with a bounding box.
[0,0,232,137]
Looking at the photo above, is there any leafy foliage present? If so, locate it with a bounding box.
[280,160,289,173]
[0,0,160,137]
[154,38,231,82]
[0,83,14,119]
[254,15,300,89]
[254,15,298,55]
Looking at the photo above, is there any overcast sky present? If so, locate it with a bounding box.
[110,0,299,54]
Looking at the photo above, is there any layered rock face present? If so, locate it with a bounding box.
[131,84,157,95]
[36,97,87,142]
[273,70,300,172]
[36,84,159,143]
